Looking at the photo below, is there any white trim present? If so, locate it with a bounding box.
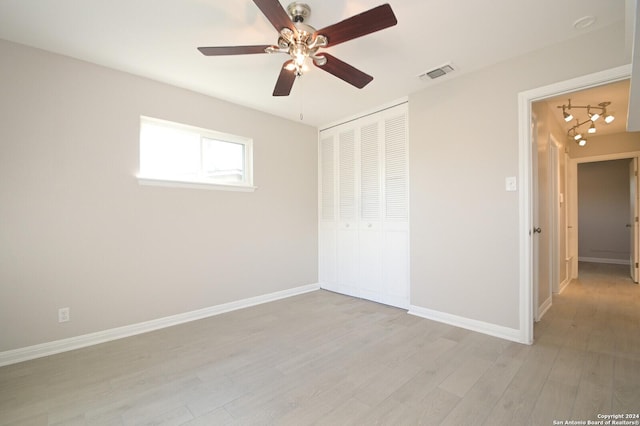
[572,151,640,164]
[518,64,632,346]
[558,277,571,294]
[537,296,552,321]
[578,256,631,265]
[319,97,408,131]
[550,135,562,295]
[567,152,640,278]
[0,283,320,367]
[137,177,257,192]
[408,305,524,344]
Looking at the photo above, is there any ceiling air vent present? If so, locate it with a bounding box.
[419,63,455,80]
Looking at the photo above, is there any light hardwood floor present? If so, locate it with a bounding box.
[1,262,639,425]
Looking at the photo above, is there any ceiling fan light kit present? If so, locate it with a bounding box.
[197,0,398,96]
[557,99,615,147]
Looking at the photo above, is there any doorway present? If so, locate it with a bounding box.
[518,64,632,344]
[570,156,640,281]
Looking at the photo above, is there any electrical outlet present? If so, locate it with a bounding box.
[58,307,70,323]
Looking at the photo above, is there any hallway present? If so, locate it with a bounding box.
[532,262,640,423]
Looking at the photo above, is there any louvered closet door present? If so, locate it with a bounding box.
[336,128,359,296]
[317,102,409,308]
[382,111,409,307]
[318,134,337,287]
[358,120,384,302]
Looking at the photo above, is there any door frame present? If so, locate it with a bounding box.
[531,114,540,322]
[549,134,561,295]
[632,158,639,283]
[517,64,631,344]
[568,153,640,276]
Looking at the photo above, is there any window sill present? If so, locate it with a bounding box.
[137,176,257,192]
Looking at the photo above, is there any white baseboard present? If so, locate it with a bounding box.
[408,305,524,344]
[558,277,571,294]
[0,283,320,367]
[578,256,630,265]
[537,296,552,321]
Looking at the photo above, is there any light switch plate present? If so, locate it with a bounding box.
[505,176,517,192]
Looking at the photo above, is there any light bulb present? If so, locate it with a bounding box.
[563,111,573,122]
[590,112,600,121]
[292,44,306,67]
[574,133,582,140]
[578,139,587,146]
[605,114,615,124]
[588,123,596,134]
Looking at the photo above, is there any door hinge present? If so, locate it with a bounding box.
[635,262,638,268]
[636,217,639,223]
[635,171,638,177]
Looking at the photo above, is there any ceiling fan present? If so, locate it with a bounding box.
[197,0,398,96]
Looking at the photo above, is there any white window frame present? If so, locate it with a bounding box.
[137,116,256,192]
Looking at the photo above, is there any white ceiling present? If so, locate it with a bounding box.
[0,0,629,127]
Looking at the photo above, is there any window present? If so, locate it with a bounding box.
[137,116,254,191]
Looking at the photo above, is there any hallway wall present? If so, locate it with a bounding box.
[569,132,640,157]
[578,159,631,264]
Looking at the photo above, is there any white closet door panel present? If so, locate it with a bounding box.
[360,121,381,221]
[359,228,383,298]
[337,227,359,296]
[383,227,409,308]
[320,135,336,222]
[318,103,409,309]
[384,113,408,221]
[339,129,356,221]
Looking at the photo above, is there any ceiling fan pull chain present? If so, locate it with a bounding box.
[299,75,304,121]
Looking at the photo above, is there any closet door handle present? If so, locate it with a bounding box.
[533,227,542,234]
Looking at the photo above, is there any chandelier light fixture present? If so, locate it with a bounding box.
[557,99,615,147]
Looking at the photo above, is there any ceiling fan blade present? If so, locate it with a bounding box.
[273,60,296,96]
[314,53,373,89]
[314,4,397,47]
[253,0,297,34]
[197,45,272,56]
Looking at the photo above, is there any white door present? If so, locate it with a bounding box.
[382,112,409,308]
[318,134,337,288]
[532,116,552,321]
[531,117,540,320]
[629,158,638,283]
[337,128,359,296]
[549,139,561,294]
[318,103,409,308]
[359,121,383,301]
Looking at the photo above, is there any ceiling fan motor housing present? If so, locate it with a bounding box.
[287,2,311,23]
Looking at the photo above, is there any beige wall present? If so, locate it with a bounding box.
[0,21,632,353]
[568,131,640,158]
[409,23,627,330]
[577,160,631,263]
[0,40,318,352]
